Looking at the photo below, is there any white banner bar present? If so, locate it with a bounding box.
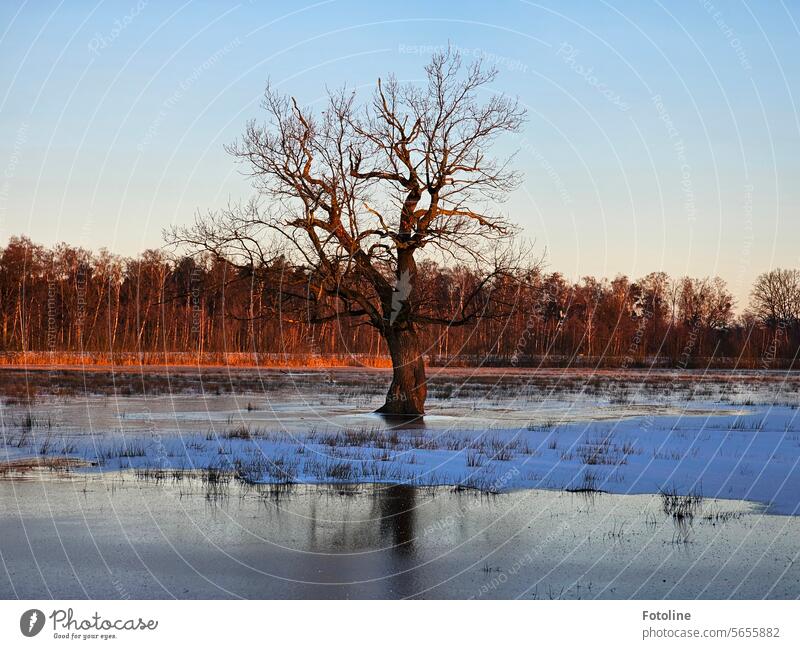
[1,600,797,648]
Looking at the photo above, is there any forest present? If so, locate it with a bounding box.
[1,235,798,369]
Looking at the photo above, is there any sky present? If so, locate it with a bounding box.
[1,0,798,306]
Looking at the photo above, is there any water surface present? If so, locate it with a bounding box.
[1,472,797,599]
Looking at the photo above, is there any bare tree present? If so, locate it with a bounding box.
[167,50,528,415]
[750,268,800,328]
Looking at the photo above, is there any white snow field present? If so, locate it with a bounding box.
[2,368,799,514]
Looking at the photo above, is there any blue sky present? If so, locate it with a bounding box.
[1,0,798,305]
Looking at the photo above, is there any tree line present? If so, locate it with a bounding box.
[1,235,798,369]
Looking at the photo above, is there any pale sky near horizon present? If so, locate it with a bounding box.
[1,0,798,306]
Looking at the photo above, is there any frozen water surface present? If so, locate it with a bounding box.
[1,368,799,598]
[0,474,797,599]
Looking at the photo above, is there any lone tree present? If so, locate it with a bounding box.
[168,50,529,416]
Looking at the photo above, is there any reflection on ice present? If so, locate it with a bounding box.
[0,475,797,599]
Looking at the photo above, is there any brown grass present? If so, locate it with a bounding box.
[0,351,393,369]
[0,456,91,476]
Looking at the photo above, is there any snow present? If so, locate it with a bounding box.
[2,372,800,514]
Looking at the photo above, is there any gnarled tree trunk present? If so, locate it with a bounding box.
[377,326,427,416]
